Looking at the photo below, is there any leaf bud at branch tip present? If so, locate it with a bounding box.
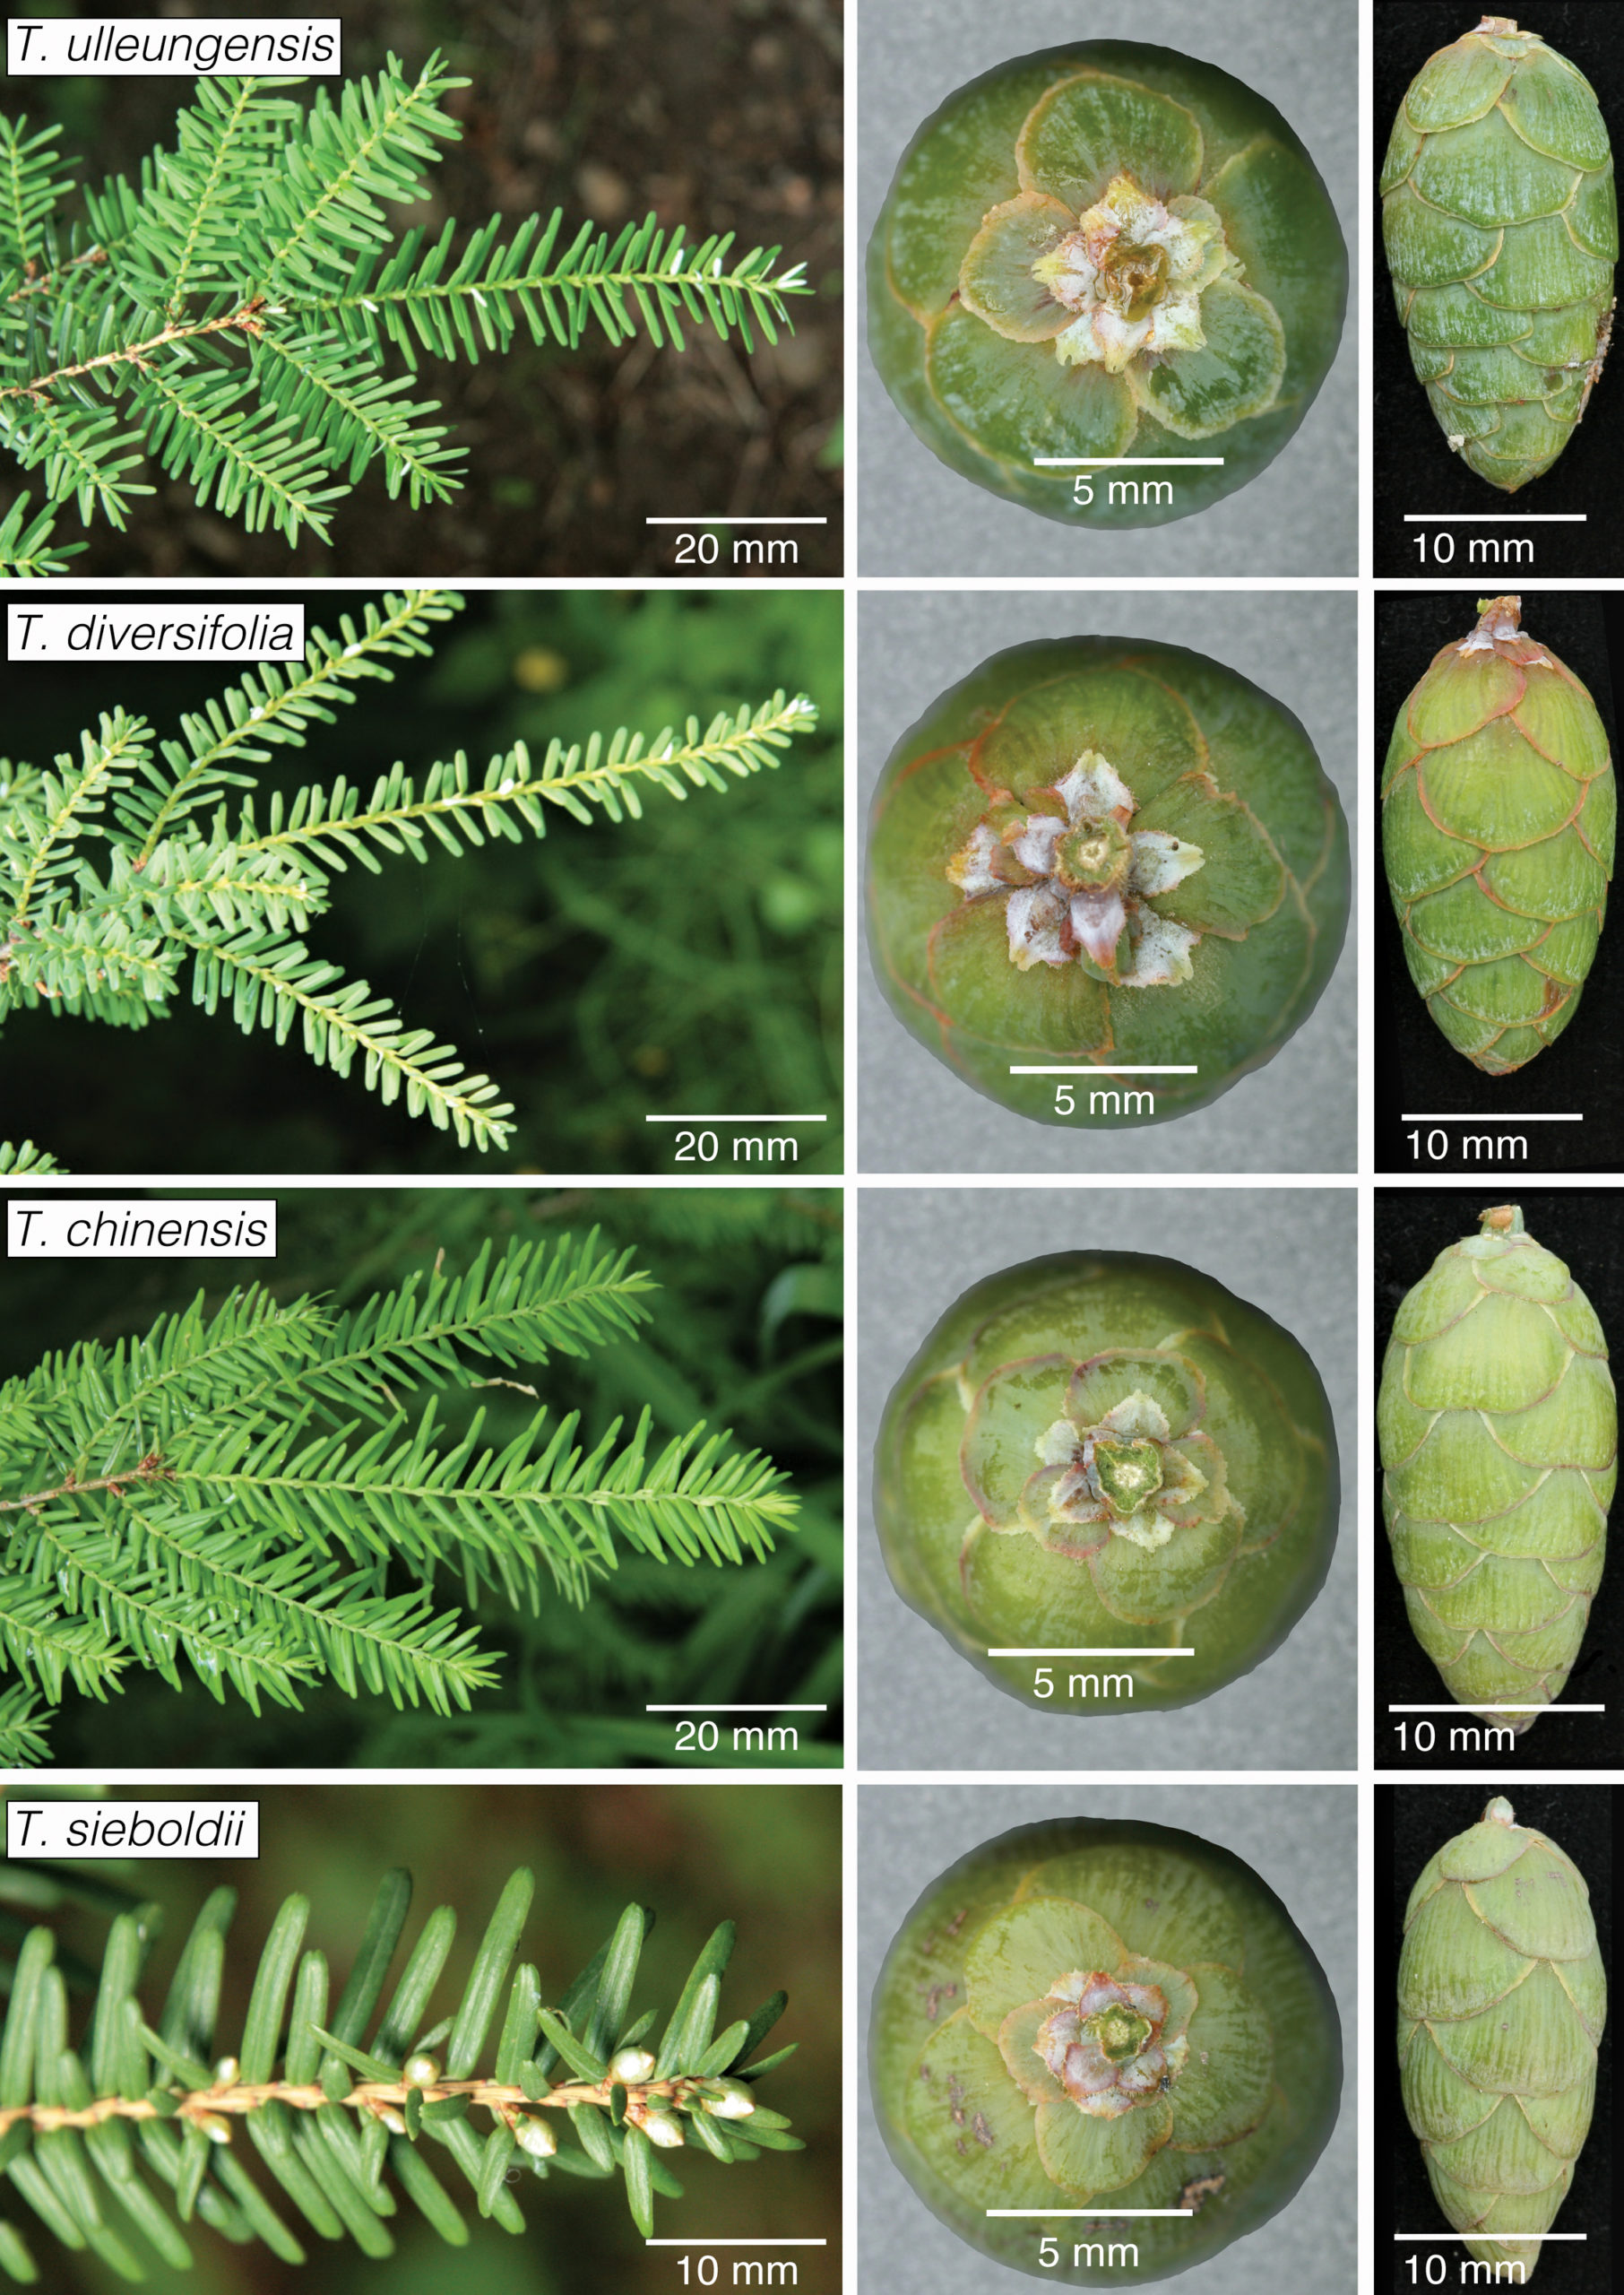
[702,2076,757,2118]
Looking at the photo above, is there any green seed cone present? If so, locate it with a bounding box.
[1380,16,1617,491]
[874,1251,1339,1712]
[870,1816,1343,2286]
[867,636,1350,1128]
[1398,1797,1606,2274]
[1378,1204,1616,1734]
[868,42,1347,528]
[1380,596,1615,1075]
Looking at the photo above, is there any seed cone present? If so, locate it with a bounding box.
[1381,596,1615,1074]
[1380,16,1617,491]
[1398,1797,1606,2274]
[870,1817,1342,2285]
[868,41,1347,528]
[1378,1204,1615,1734]
[875,1250,1339,1712]
[868,635,1349,1128]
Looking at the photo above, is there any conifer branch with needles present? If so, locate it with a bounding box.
[0,586,818,1167]
[0,1229,801,1764]
[0,55,813,568]
[0,1861,803,2277]
[0,1141,60,1177]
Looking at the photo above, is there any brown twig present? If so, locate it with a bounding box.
[0,299,266,401]
[0,1453,170,1514]
[6,245,109,302]
[0,2068,712,2137]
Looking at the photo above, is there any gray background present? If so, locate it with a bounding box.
[860,1784,1355,2294]
[859,590,1357,1172]
[858,0,1358,575]
[858,1188,1355,1769]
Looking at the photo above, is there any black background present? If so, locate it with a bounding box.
[1374,591,1623,1173]
[1378,1785,1614,2295]
[1375,1189,1623,1769]
[1374,4,1624,576]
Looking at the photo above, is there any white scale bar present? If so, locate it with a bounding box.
[646,2239,830,2246]
[1394,2234,1585,2242]
[645,1703,828,1711]
[645,515,828,524]
[1009,1064,1197,1075]
[1402,1112,1580,1122]
[1389,1703,1602,1714]
[1033,456,1223,466]
[989,2209,1194,2219]
[989,1647,1192,1658]
[1402,513,1586,523]
[644,1113,827,1122]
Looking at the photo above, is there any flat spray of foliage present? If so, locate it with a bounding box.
[0,1858,801,2279]
[0,54,812,572]
[0,586,817,1167]
[0,1227,800,1766]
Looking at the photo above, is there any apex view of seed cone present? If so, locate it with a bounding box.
[1378,1204,1616,1734]
[868,39,1348,528]
[875,1249,1340,1715]
[1381,15,1617,490]
[871,1818,1343,2285]
[1398,1797,1606,2275]
[1381,595,1615,1074]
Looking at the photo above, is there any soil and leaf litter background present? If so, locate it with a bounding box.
[0,1184,843,1768]
[0,0,842,576]
[0,586,842,1174]
[1373,592,1624,1173]
[0,1780,841,2295]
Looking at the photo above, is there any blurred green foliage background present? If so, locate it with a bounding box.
[0,586,842,1174]
[0,1187,842,1765]
[0,1780,840,2293]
